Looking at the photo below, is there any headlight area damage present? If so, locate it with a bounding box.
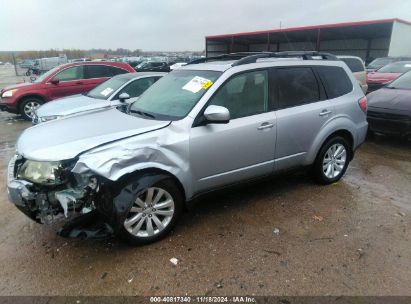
[7,155,108,238]
[7,156,113,239]
[7,125,189,240]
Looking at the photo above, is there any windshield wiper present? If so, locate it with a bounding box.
[130,109,156,119]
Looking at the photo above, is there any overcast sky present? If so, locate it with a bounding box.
[1,0,411,51]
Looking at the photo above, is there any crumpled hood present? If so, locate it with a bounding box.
[36,94,113,117]
[17,108,170,161]
[368,88,411,111]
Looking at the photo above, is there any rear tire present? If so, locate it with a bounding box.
[19,97,43,120]
[312,136,351,185]
[118,178,183,245]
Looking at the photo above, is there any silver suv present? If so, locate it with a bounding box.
[7,52,368,245]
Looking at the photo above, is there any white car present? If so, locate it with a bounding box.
[33,72,165,124]
[169,62,187,70]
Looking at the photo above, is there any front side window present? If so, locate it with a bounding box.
[35,66,60,83]
[55,66,84,81]
[209,70,268,119]
[87,76,130,100]
[114,77,160,99]
[130,70,221,120]
[276,67,320,109]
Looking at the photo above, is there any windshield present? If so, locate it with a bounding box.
[367,58,394,69]
[378,62,411,73]
[34,66,61,83]
[386,71,411,89]
[87,76,129,100]
[130,69,222,120]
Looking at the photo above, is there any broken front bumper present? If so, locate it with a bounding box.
[7,156,93,224]
[6,156,30,206]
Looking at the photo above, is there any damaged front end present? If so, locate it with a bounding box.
[7,154,100,226]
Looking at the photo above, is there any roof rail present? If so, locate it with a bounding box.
[186,51,339,67]
[232,51,339,66]
[187,52,270,65]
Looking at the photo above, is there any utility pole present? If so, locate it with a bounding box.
[12,52,18,76]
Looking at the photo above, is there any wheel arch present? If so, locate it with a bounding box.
[17,94,46,111]
[305,124,356,165]
[116,167,187,203]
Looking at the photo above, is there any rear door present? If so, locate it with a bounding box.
[46,65,86,99]
[273,66,335,171]
[83,65,113,91]
[190,69,277,193]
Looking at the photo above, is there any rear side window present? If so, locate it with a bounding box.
[316,66,353,99]
[108,66,128,76]
[340,58,364,73]
[85,65,111,79]
[275,67,320,109]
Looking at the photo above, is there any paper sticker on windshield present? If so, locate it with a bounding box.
[405,64,411,67]
[100,88,114,96]
[183,76,213,93]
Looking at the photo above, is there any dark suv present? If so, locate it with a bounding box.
[0,61,135,120]
[135,61,170,72]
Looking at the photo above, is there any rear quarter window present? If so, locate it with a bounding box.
[316,66,353,99]
[340,58,364,73]
[109,66,129,76]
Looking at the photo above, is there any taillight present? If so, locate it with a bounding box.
[358,96,367,113]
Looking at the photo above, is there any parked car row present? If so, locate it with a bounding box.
[366,61,411,93]
[366,56,411,73]
[33,72,165,124]
[0,61,135,119]
[367,70,411,138]
[6,51,369,245]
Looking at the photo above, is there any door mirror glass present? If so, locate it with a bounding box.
[204,105,230,124]
[50,77,60,85]
[118,92,130,103]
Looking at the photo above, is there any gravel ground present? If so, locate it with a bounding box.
[0,86,410,296]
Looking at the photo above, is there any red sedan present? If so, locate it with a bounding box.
[0,61,135,119]
[366,61,411,93]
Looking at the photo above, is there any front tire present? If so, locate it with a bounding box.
[313,136,351,184]
[19,97,43,120]
[119,178,183,245]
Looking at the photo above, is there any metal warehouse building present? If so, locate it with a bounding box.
[205,19,411,61]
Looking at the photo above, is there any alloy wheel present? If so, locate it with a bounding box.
[123,187,175,238]
[23,101,41,118]
[322,143,347,179]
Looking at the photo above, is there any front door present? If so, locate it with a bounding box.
[190,69,276,194]
[46,65,86,99]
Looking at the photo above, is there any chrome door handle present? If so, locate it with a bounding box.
[319,110,332,116]
[257,122,274,130]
